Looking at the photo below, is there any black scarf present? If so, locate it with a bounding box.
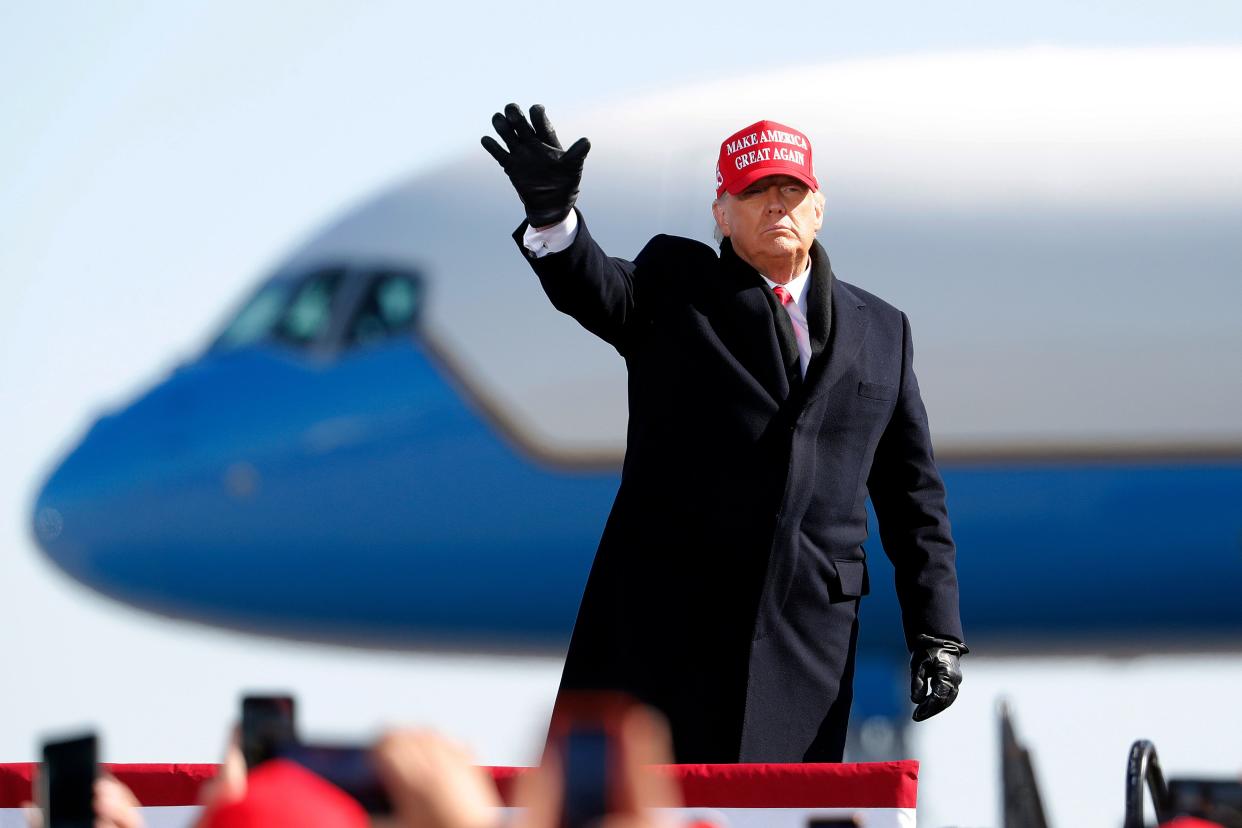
[719,238,835,396]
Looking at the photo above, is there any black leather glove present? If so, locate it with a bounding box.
[481,103,591,228]
[910,634,968,722]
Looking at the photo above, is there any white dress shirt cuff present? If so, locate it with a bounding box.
[521,210,579,258]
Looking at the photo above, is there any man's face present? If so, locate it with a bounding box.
[712,175,824,271]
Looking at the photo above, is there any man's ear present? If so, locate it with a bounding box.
[712,198,732,237]
[812,190,825,231]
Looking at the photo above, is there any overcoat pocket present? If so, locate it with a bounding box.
[829,559,871,600]
[858,381,898,401]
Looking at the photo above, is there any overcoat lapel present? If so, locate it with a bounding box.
[715,240,791,403]
[713,238,867,407]
[803,247,868,408]
[805,240,834,367]
[758,285,803,395]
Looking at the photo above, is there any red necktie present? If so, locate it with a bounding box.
[770,285,802,389]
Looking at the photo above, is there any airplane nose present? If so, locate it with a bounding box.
[33,503,63,544]
[32,470,77,576]
[30,374,199,592]
[32,413,149,586]
[25,339,608,649]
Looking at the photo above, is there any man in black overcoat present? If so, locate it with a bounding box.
[483,104,968,763]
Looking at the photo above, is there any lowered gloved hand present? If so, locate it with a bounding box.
[482,103,591,228]
[910,634,968,722]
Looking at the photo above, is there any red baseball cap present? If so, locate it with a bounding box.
[200,760,369,828]
[715,119,818,198]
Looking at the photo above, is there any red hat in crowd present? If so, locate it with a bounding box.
[201,759,369,828]
[715,119,819,198]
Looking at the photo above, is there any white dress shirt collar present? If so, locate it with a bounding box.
[759,260,812,311]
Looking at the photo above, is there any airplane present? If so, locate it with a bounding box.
[28,47,1242,739]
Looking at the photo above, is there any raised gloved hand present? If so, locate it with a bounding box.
[481,103,591,228]
[910,634,968,722]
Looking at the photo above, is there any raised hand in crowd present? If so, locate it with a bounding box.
[371,729,501,828]
[23,772,145,828]
[194,729,248,820]
[513,705,684,828]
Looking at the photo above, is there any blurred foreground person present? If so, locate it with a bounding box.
[195,729,499,828]
[515,704,683,828]
[484,103,968,762]
[191,706,683,828]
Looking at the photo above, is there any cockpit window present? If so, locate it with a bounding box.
[345,272,424,347]
[274,268,347,346]
[215,282,290,350]
[214,266,421,354]
[215,267,348,351]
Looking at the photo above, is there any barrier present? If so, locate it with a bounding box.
[0,759,918,827]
